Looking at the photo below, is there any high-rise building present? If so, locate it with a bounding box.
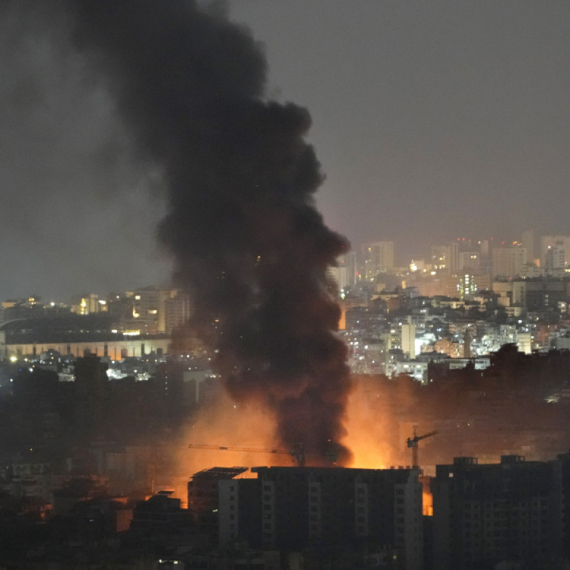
[459,273,477,298]
[431,243,459,274]
[431,246,451,272]
[491,245,526,278]
[458,251,480,271]
[401,323,417,358]
[165,292,192,335]
[362,241,395,280]
[131,287,178,334]
[74,355,109,437]
[540,235,570,268]
[219,466,423,570]
[106,293,135,325]
[337,251,358,286]
[188,467,248,536]
[327,266,349,291]
[433,455,564,570]
[520,230,535,264]
[478,240,490,258]
[545,240,566,273]
[449,242,460,273]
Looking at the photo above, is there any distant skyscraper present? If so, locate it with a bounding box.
[337,251,358,286]
[361,241,395,280]
[459,273,478,298]
[521,230,535,264]
[545,240,566,273]
[431,245,451,272]
[449,242,460,272]
[165,292,192,335]
[478,240,490,257]
[541,235,570,269]
[401,322,416,358]
[491,245,526,278]
[131,286,178,334]
[431,243,459,274]
[459,251,480,271]
[327,266,349,291]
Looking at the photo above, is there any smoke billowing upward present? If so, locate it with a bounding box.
[65,0,352,463]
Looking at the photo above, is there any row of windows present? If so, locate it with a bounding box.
[464,499,549,509]
[461,546,550,558]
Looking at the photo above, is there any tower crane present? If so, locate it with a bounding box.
[188,442,337,467]
[406,427,438,469]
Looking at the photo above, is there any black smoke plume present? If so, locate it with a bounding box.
[65,0,352,464]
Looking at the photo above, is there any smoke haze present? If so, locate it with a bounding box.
[62,0,352,462]
[0,1,170,300]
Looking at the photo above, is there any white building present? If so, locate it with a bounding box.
[491,246,527,279]
[401,323,417,358]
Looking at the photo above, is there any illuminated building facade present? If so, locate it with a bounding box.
[401,323,417,358]
[71,294,104,315]
[0,334,169,360]
[431,244,459,274]
[188,467,248,536]
[362,241,395,280]
[130,287,178,334]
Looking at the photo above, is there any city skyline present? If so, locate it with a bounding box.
[2,3,570,567]
[1,1,570,300]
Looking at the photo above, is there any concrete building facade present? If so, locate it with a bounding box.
[432,455,564,570]
[363,242,396,280]
[491,246,527,279]
[220,466,423,570]
[0,332,170,360]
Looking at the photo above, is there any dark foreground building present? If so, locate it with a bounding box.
[432,455,570,570]
[188,466,248,536]
[219,466,423,570]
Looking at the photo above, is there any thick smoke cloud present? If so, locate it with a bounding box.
[0,1,171,300]
[65,0,352,463]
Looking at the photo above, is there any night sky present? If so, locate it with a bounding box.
[1,1,569,301]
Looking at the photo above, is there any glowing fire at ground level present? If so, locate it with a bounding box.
[176,383,396,475]
[159,381,436,514]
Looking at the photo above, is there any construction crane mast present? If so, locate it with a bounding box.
[406,427,438,469]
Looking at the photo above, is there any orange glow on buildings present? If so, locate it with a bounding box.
[423,490,433,516]
[170,377,416,508]
[342,386,393,469]
[175,392,290,480]
[173,378,406,480]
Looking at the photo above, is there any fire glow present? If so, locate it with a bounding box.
[176,382,395,478]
